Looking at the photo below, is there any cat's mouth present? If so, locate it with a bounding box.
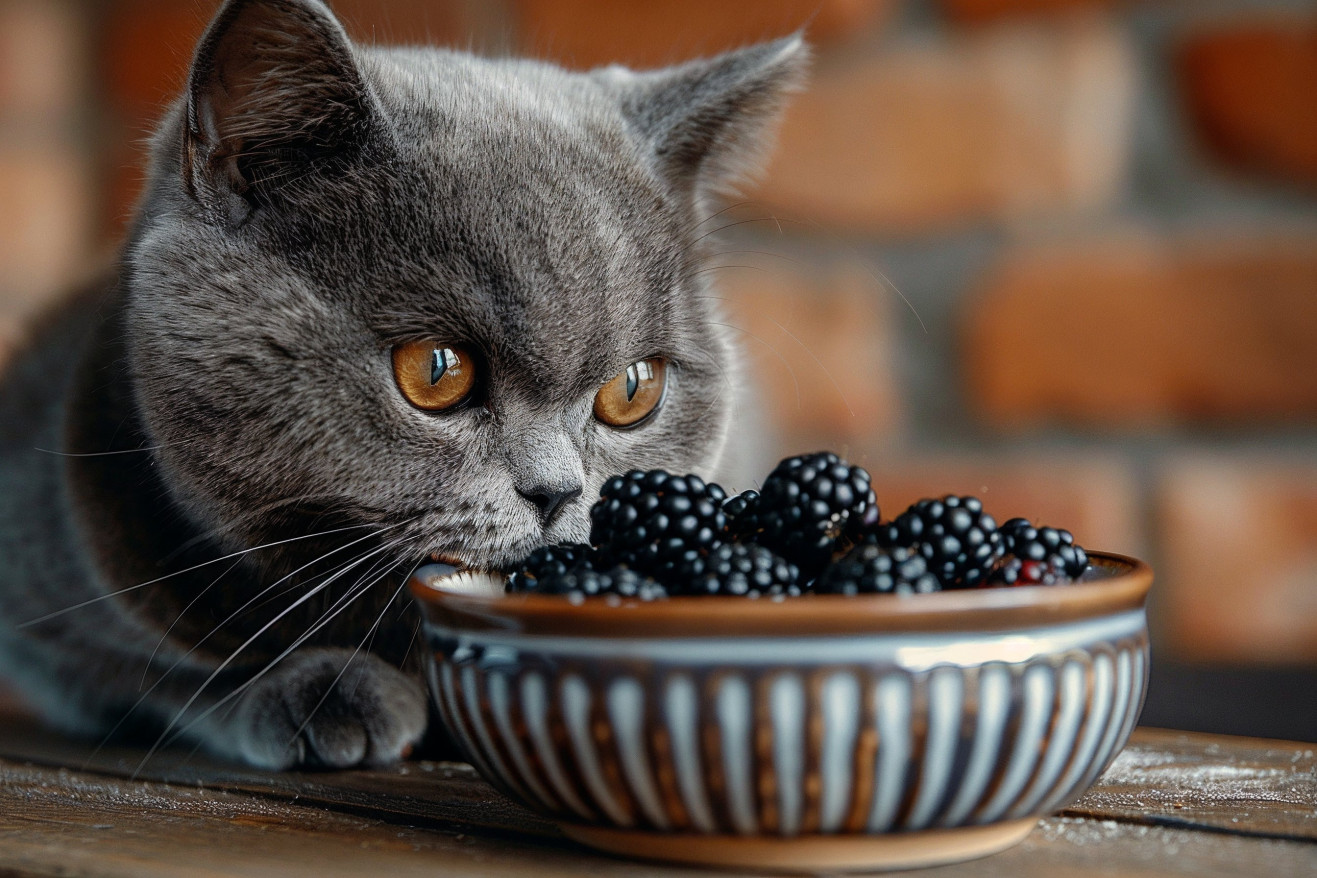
[425,551,505,577]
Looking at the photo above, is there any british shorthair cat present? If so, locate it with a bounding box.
[0,0,805,768]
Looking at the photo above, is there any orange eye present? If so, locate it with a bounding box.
[392,341,477,411]
[594,357,667,428]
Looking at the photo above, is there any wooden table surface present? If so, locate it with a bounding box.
[0,709,1312,877]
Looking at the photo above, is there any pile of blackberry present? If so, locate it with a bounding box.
[504,451,1090,601]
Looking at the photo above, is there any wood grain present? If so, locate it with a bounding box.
[0,708,1312,877]
[1063,727,1317,841]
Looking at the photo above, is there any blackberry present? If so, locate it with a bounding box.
[732,452,878,576]
[878,495,1001,588]
[673,542,801,597]
[990,518,1088,586]
[722,489,759,522]
[507,561,668,602]
[816,542,941,596]
[589,470,727,578]
[506,542,593,592]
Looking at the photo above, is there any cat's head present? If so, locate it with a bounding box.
[124,0,806,575]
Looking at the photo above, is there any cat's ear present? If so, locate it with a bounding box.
[606,35,809,209]
[182,0,378,223]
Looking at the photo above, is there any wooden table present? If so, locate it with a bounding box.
[0,710,1311,877]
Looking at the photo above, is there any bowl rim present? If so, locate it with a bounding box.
[409,550,1152,638]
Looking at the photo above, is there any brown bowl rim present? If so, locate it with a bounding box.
[409,550,1152,638]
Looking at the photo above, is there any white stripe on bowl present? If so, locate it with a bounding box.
[940,662,1011,827]
[866,674,911,832]
[461,667,534,806]
[664,674,716,833]
[518,671,594,821]
[1118,646,1147,746]
[819,672,861,833]
[1010,659,1086,819]
[561,674,632,827]
[769,673,805,836]
[717,674,757,834]
[1088,646,1140,792]
[1086,647,1134,788]
[486,671,557,811]
[437,663,497,783]
[607,676,670,829]
[978,663,1054,823]
[908,667,965,829]
[1044,650,1114,812]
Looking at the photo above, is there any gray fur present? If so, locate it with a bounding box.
[0,0,806,768]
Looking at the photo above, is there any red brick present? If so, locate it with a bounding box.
[752,17,1135,233]
[717,260,900,460]
[1179,18,1317,186]
[0,145,93,305]
[515,0,894,69]
[858,454,1143,558]
[941,0,1125,26]
[1159,457,1317,664]
[0,0,83,120]
[963,231,1317,429]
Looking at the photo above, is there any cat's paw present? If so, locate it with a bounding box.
[227,649,427,770]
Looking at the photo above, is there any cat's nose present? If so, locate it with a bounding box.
[518,484,582,526]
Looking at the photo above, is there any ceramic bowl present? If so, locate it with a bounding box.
[409,552,1151,872]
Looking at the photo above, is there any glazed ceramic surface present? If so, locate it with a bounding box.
[410,553,1151,871]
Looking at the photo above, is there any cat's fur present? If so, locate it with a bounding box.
[0,0,805,768]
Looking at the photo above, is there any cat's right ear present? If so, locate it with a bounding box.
[182,0,378,225]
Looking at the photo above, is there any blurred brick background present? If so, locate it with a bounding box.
[1,0,1315,737]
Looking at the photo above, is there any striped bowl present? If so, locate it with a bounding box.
[410,552,1151,872]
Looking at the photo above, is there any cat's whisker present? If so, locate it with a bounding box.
[273,535,413,641]
[140,555,246,691]
[185,523,414,654]
[707,320,803,414]
[398,615,424,680]
[690,214,810,247]
[283,560,412,752]
[152,539,416,762]
[768,315,856,420]
[87,525,408,770]
[235,540,391,621]
[158,491,380,563]
[348,557,415,696]
[130,537,407,777]
[689,199,758,232]
[691,263,771,278]
[795,214,929,335]
[143,524,405,690]
[702,246,808,269]
[17,522,381,629]
[32,444,164,458]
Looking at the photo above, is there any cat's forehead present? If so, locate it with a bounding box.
[351,49,695,382]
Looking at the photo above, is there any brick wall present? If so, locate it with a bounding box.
[1,0,1315,668]
[0,0,92,364]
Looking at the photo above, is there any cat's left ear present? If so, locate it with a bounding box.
[182,0,381,224]
[604,35,809,210]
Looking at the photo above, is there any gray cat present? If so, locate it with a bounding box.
[0,0,805,769]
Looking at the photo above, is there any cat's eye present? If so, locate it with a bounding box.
[594,357,667,428]
[392,341,477,411]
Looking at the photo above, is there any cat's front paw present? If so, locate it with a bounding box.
[227,649,427,770]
